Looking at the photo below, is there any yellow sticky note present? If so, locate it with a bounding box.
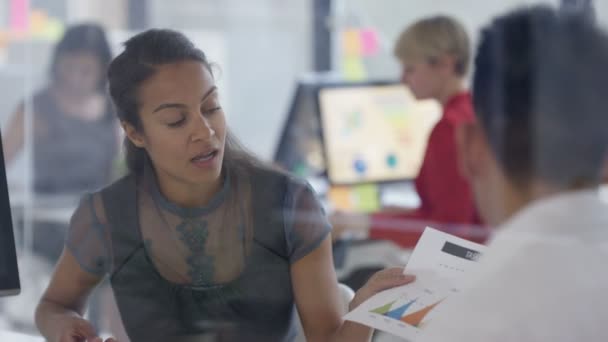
[353,183,380,212]
[343,57,366,81]
[343,29,362,56]
[328,186,353,211]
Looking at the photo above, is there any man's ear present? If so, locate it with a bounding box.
[456,121,489,182]
[121,121,145,148]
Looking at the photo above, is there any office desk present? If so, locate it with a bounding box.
[8,190,80,254]
[9,190,79,223]
[335,239,411,293]
[336,239,410,280]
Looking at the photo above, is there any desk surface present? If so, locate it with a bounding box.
[335,239,410,280]
[8,190,80,224]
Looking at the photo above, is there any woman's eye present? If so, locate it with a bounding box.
[167,117,186,127]
[203,106,222,115]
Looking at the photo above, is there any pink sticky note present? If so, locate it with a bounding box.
[10,0,29,32]
[360,28,379,56]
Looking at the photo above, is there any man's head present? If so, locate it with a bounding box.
[394,16,470,101]
[460,6,608,226]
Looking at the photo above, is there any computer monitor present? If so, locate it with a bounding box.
[274,79,327,178]
[0,132,20,297]
[317,81,441,185]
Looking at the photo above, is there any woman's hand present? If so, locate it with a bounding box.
[54,312,117,342]
[349,267,415,311]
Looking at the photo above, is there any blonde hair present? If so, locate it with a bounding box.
[394,16,470,76]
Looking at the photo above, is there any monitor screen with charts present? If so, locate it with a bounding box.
[318,82,441,184]
[0,131,20,297]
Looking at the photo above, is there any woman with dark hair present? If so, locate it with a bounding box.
[4,22,117,193]
[3,23,118,263]
[34,29,413,342]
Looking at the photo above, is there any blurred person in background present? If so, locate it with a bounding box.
[331,16,486,245]
[35,29,415,342]
[419,6,608,341]
[2,23,118,263]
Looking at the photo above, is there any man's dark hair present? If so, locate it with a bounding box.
[473,6,608,188]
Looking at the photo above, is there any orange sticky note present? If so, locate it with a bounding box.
[343,29,362,56]
[30,9,47,35]
[328,186,353,211]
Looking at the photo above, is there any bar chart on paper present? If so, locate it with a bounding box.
[371,297,442,327]
[344,228,487,340]
[346,281,456,339]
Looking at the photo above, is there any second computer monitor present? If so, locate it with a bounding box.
[318,82,441,185]
[0,131,20,297]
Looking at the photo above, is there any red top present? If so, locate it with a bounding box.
[369,92,488,247]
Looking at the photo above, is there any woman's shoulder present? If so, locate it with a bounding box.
[243,163,309,191]
[31,88,54,108]
[244,165,322,212]
[13,89,51,117]
[79,174,138,228]
[85,174,138,207]
[98,173,137,194]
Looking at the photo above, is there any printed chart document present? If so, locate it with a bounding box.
[344,227,487,341]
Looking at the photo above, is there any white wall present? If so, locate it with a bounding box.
[335,0,567,80]
[3,0,608,162]
[65,0,127,28]
[148,0,312,161]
